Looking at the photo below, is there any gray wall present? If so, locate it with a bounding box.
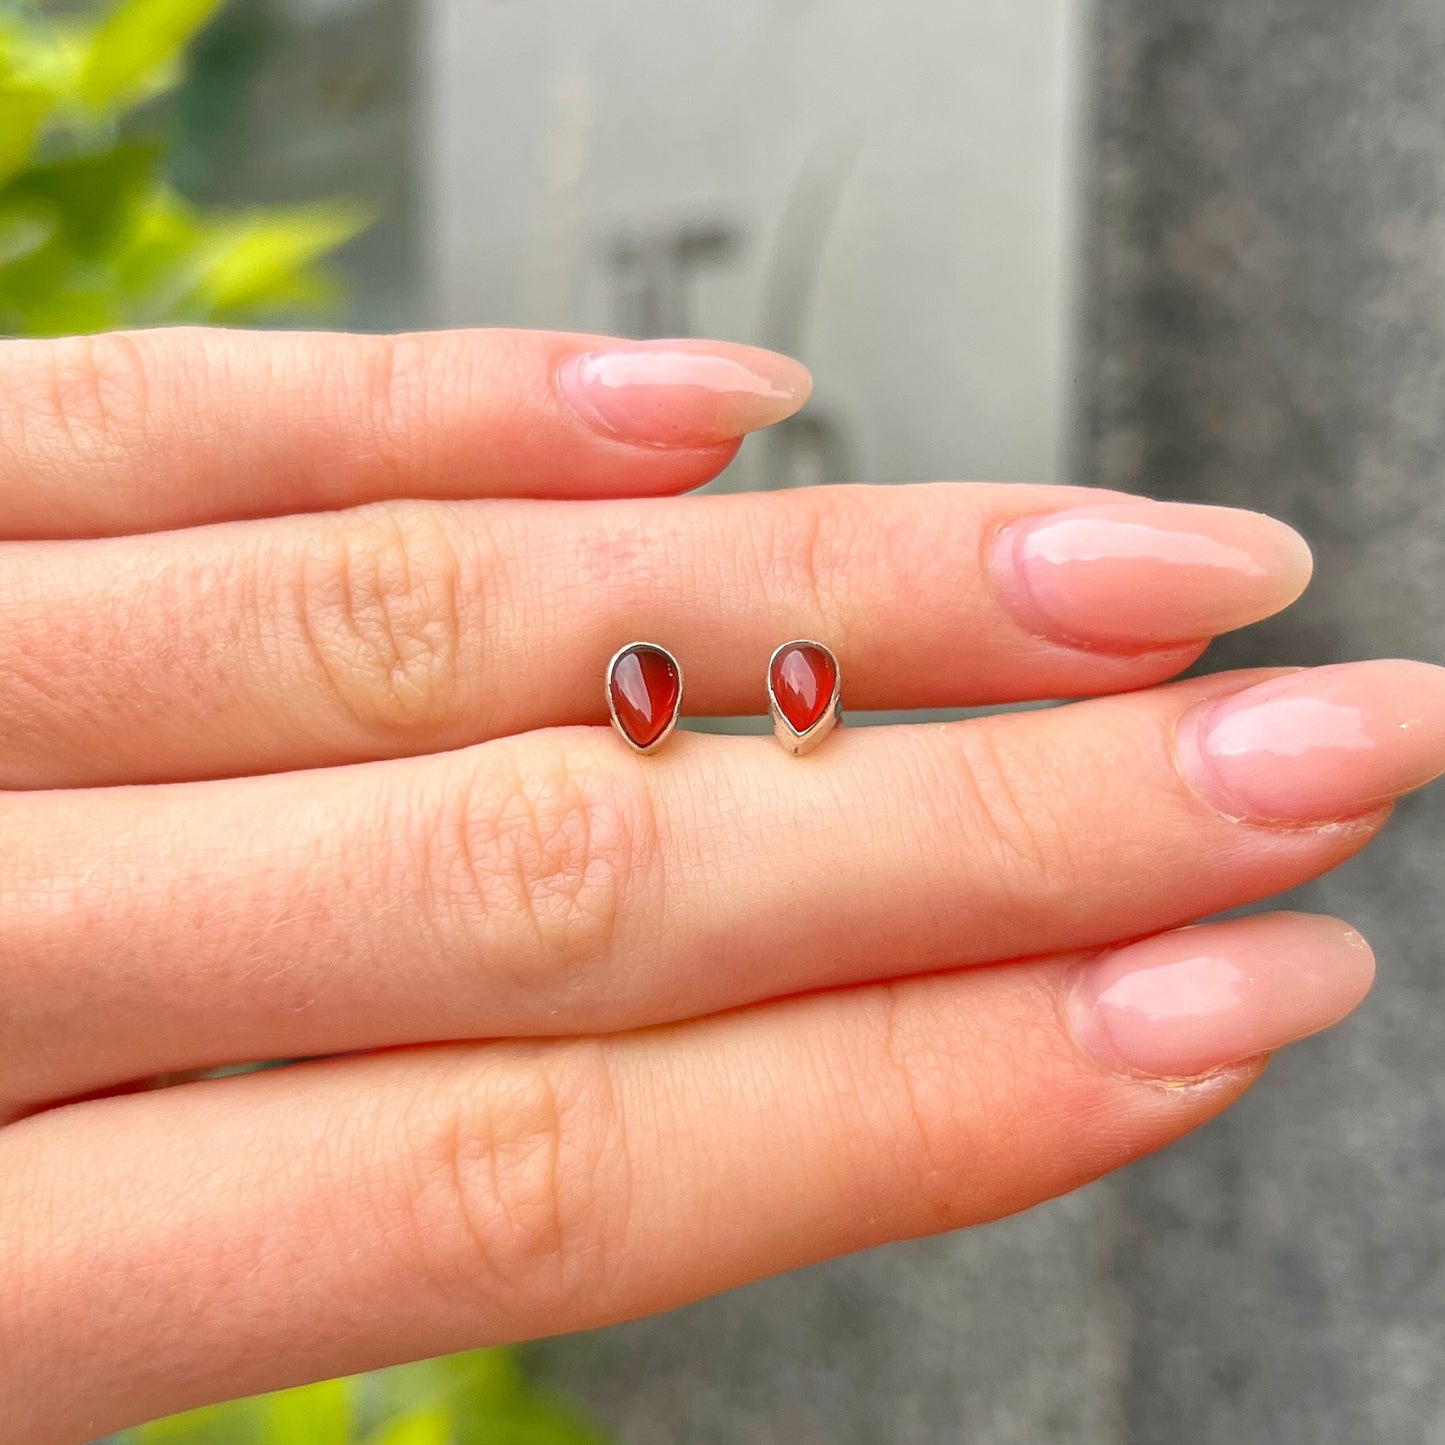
[533,2,1445,1442]
[1082,3,1445,1441]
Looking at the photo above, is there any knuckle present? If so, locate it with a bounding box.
[352,331,509,482]
[403,1048,625,1314]
[7,331,160,469]
[758,487,872,628]
[291,503,476,740]
[934,721,1080,906]
[437,739,654,1006]
[858,981,1063,1232]
[352,333,435,484]
[865,986,972,1226]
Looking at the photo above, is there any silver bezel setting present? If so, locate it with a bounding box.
[767,639,842,757]
[606,642,684,754]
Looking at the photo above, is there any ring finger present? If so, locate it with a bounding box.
[3,660,1440,1110]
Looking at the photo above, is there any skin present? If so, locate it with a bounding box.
[0,327,1440,1442]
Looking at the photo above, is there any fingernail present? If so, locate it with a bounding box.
[1177,660,1445,824]
[1069,913,1374,1080]
[991,502,1313,650]
[557,339,812,448]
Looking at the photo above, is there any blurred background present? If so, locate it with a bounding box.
[5,0,1443,1440]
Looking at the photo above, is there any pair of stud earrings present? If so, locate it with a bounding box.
[606,640,841,757]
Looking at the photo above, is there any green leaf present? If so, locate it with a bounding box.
[120,1395,267,1445]
[4,142,160,257]
[264,1374,357,1445]
[102,185,206,319]
[0,15,96,110]
[183,201,370,319]
[465,1399,614,1445]
[356,1351,516,1439]
[79,0,226,113]
[0,196,56,266]
[0,79,53,183]
[368,1405,456,1445]
[116,1376,356,1445]
[111,1354,616,1445]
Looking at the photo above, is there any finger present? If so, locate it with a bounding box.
[4,662,1436,1107]
[0,913,1373,1440]
[0,486,1313,786]
[0,329,811,538]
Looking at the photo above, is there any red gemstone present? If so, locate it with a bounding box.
[609,644,681,749]
[770,642,837,735]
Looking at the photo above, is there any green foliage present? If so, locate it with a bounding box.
[0,0,369,336]
[80,0,226,110]
[116,1350,613,1445]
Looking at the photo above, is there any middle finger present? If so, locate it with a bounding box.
[4,660,1441,1109]
[0,484,1310,787]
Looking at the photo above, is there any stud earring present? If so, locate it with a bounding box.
[768,640,841,755]
[607,642,683,753]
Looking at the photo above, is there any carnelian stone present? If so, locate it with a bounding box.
[770,643,837,734]
[610,644,681,749]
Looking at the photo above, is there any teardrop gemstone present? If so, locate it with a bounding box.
[609,644,682,750]
[770,642,837,735]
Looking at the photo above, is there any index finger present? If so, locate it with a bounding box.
[0,328,812,539]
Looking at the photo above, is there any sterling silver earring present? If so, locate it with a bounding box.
[607,642,683,753]
[767,640,841,756]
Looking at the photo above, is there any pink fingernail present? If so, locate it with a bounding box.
[991,502,1313,650]
[1177,660,1445,824]
[1069,913,1374,1080]
[557,339,812,448]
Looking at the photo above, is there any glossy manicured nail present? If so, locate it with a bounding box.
[992,501,1313,650]
[1178,660,1445,824]
[557,339,812,448]
[1069,913,1374,1080]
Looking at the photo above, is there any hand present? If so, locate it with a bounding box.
[1,328,1439,1442]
